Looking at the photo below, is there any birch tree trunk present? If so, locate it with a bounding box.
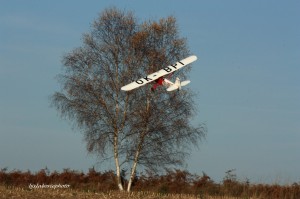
[127,135,145,192]
[114,131,124,190]
[127,98,150,192]
[127,143,141,192]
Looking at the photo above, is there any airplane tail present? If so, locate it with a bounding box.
[166,85,178,91]
[180,80,190,87]
[166,80,190,92]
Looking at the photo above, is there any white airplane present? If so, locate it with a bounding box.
[121,55,197,92]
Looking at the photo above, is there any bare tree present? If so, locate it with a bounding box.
[51,7,206,192]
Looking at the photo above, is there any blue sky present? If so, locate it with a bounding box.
[1,0,299,184]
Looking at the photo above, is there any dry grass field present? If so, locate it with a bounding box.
[0,186,258,199]
[1,169,299,198]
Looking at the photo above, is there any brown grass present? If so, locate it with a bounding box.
[1,168,299,199]
[0,186,257,199]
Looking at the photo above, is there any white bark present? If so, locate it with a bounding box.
[114,153,124,190]
[127,99,150,192]
[127,147,140,192]
[114,127,123,190]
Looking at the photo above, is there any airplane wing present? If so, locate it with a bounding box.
[121,55,197,91]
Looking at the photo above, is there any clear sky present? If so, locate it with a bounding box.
[1,0,299,184]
